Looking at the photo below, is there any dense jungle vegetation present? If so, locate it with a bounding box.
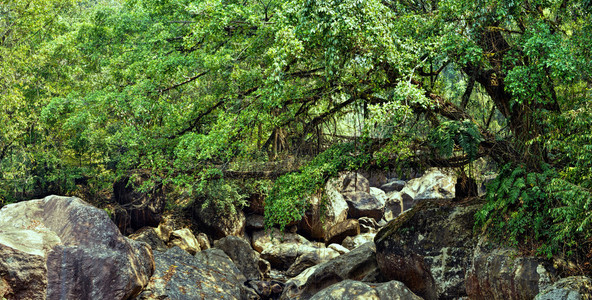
[2,0,592,265]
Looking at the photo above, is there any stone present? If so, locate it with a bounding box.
[285,248,340,277]
[380,179,406,193]
[155,222,173,242]
[358,216,380,233]
[169,228,200,255]
[466,241,557,300]
[129,226,168,252]
[325,219,360,245]
[193,203,246,239]
[135,246,251,300]
[214,236,268,280]
[0,195,153,300]
[281,242,381,299]
[342,232,376,250]
[328,243,350,255]
[359,169,389,187]
[374,199,482,300]
[251,228,319,270]
[246,280,285,299]
[309,279,422,300]
[535,276,592,300]
[384,191,403,221]
[196,232,211,250]
[252,228,312,253]
[399,168,456,206]
[369,187,387,207]
[246,214,265,230]
[299,179,349,241]
[342,191,384,220]
[336,172,370,193]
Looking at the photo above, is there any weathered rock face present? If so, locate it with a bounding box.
[339,172,371,193]
[112,175,165,234]
[215,236,269,280]
[252,228,322,270]
[129,227,168,252]
[535,276,592,300]
[342,232,376,250]
[193,203,246,239]
[281,242,381,300]
[309,279,422,300]
[342,191,384,220]
[285,248,341,277]
[0,195,154,300]
[299,178,349,241]
[466,243,556,300]
[380,179,406,193]
[169,228,200,255]
[384,191,403,221]
[400,168,456,205]
[135,246,253,300]
[374,199,482,300]
[325,219,360,245]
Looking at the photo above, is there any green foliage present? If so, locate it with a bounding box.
[476,164,557,254]
[430,120,483,161]
[477,162,592,257]
[264,142,371,230]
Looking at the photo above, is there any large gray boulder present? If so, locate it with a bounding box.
[535,276,592,300]
[135,247,254,300]
[466,242,556,300]
[298,178,349,241]
[0,195,154,300]
[342,191,384,221]
[281,242,381,300]
[399,168,456,206]
[215,236,270,280]
[309,279,422,300]
[374,199,482,300]
[193,203,246,239]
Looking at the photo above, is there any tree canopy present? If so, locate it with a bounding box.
[2,0,592,258]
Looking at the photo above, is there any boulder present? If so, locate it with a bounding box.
[214,236,269,280]
[252,228,319,270]
[281,242,381,299]
[359,169,389,187]
[399,168,456,206]
[193,203,246,239]
[369,187,387,207]
[328,243,350,255]
[358,217,380,233]
[380,179,406,193]
[246,214,265,231]
[0,195,153,300]
[342,232,376,250]
[535,276,592,300]
[374,199,482,300]
[384,191,403,221]
[325,219,360,245]
[342,192,384,220]
[246,280,284,299]
[129,227,168,252]
[466,242,556,300]
[337,172,370,193]
[135,246,252,300]
[252,228,312,253]
[196,232,211,250]
[169,228,200,255]
[309,279,422,300]
[299,179,349,241]
[285,248,340,277]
